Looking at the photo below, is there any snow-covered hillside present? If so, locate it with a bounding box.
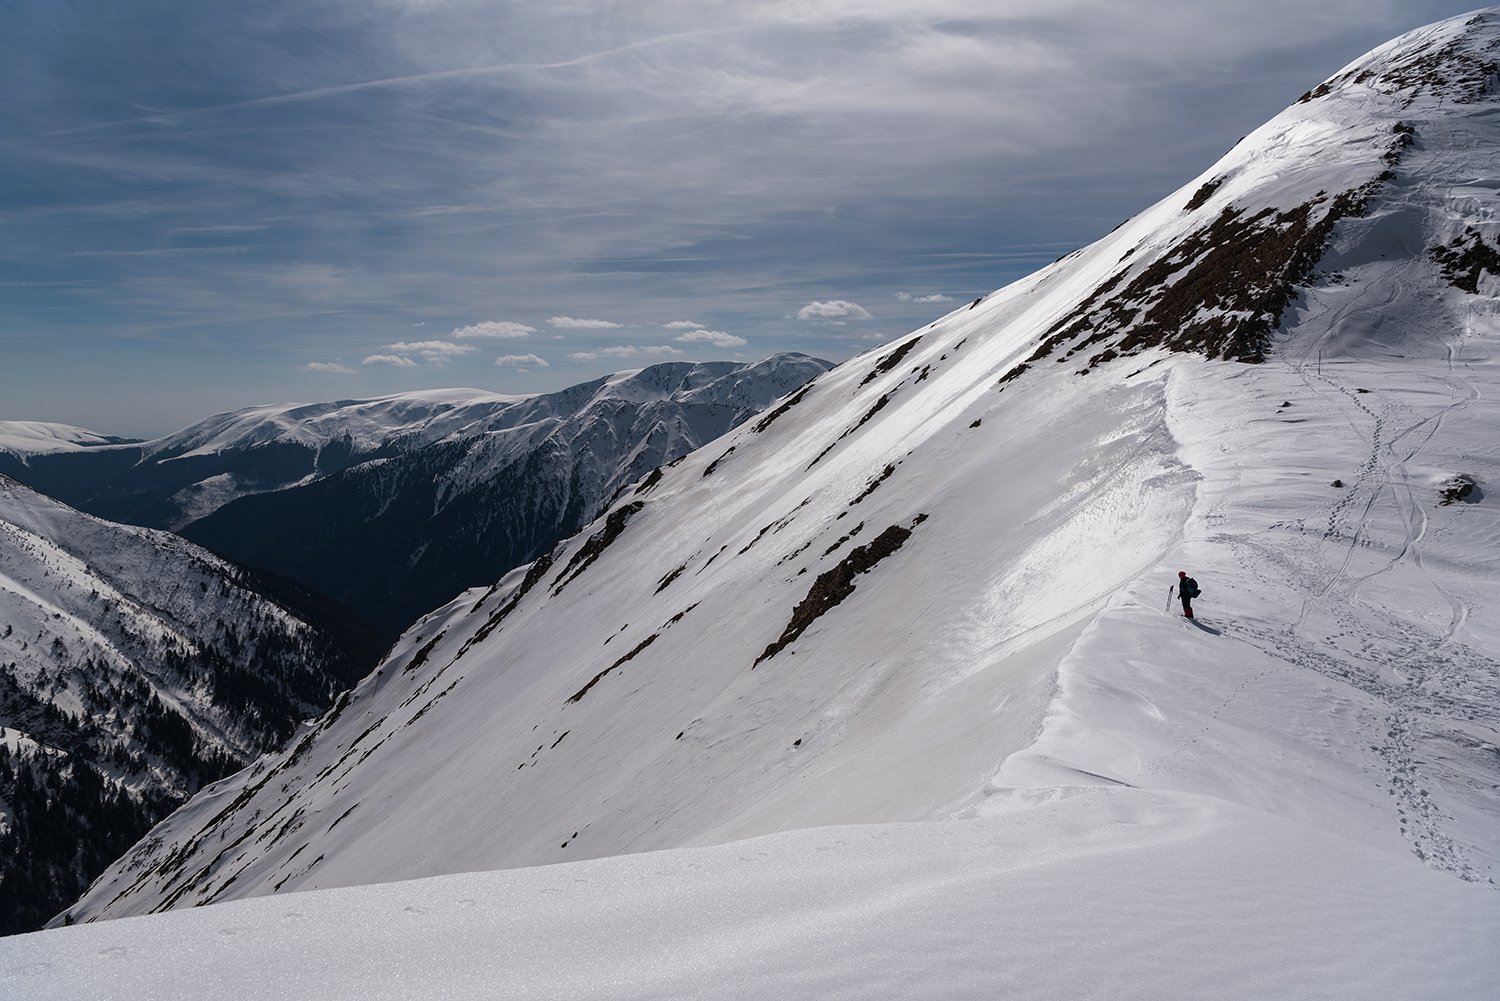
[0,475,370,933]
[19,8,1500,991]
[2,355,831,629]
[10,791,1498,1000]
[0,423,140,458]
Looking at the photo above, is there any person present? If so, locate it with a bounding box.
[1177,571,1199,618]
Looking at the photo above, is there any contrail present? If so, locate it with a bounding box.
[46,27,719,136]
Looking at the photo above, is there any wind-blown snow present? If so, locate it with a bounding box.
[7,790,1497,1000]
[0,422,136,458]
[11,8,1500,995]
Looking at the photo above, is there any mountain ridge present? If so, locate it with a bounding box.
[2,355,833,629]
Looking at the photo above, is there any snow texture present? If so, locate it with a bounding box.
[10,9,1500,996]
[0,423,138,459]
[6,790,1497,1000]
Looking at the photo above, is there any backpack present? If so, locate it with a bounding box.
[1181,577,1200,599]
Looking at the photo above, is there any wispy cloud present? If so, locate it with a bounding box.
[568,344,682,361]
[895,292,953,303]
[453,320,535,339]
[674,329,746,347]
[494,353,548,367]
[798,300,871,321]
[548,316,623,329]
[66,246,251,258]
[363,354,419,367]
[663,320,704,330]
[302,361,354,373]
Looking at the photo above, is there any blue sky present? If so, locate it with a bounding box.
[1,0,1474,437]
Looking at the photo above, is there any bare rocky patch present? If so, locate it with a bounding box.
[1438,474,1481,506]
[1431,228,1500,292]
[859,336,923,386]
[551,501,645,595]
[754,514,926,666]
[567,633,659,704]
[1299,16,1500,107]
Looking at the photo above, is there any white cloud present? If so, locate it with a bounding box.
[798,300,871,320]
[913,293,953,303]
[303,361,353,373]
[568,344,683,361]
[385,340,474,354]
[663,320,705,329]
[548,316,623,329]
[895,291,912,300]
[453,320,535,339]
[494,353,548,367]
[674,329,747,347]
[384,340,477,364]
[363,354,418,367]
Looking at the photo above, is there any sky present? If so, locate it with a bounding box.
[0,0,1480,438]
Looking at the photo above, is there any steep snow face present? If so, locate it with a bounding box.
[63,10,1500,925]
[0,475,361,933]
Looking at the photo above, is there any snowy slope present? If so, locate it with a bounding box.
[51,10,1500,975]
[9,791,1498,1000]
[0,475,365,933]
[0,422,140,458]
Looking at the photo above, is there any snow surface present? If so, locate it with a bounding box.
[0,422,135,458]
[140,387,530,463]
[7,790,1496,1000]
[10,9,1500,996]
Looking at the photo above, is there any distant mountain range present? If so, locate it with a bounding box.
[1,354,831,630]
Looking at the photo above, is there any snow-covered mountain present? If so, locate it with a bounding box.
[0,474,377,934]
[2,355,832,629]
[0,423,141,457]
[21,10,1500,991]
[176,355,833,629]
[0,391,535,529]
